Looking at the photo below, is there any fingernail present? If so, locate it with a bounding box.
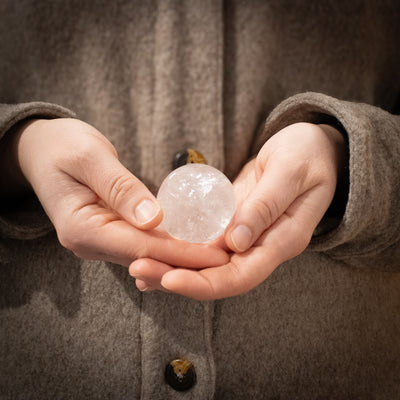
[135,279,151,292]
[231,224,252,252]
[135,199,160,225]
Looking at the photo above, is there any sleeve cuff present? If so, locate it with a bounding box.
[0,102,76,240]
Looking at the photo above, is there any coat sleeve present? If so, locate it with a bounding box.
[257,92,400,268]
[0,102,75,240]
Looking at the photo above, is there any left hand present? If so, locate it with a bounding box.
[130,122,347,299]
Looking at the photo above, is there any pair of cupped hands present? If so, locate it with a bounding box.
[10,118,346,300]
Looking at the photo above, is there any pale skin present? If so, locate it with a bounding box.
[131,122,347,299]
[1,118,346,300]
[0,118,229,269]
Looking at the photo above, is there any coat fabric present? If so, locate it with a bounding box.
[1,1,400,399]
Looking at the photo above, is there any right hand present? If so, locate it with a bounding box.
[11,118,228,269]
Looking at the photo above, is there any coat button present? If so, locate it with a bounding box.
[173,149,207,169]
[165,358,196,391]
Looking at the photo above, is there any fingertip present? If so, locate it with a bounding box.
[204,244,230,266]
[135,278,153,292]
[227,224,253,253]
[160,270,186,294]
[134,199,163,229]
[160,271,173,291]
[211,235,230,252]
[161,270,217,301]
[160,270,197,297]
[129,259,143,277]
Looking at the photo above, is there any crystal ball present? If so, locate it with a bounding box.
[157,164,236,243]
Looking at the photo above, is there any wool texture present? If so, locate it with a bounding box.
[1,0,399,399]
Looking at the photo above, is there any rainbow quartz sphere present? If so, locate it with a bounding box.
[157,164,236,243]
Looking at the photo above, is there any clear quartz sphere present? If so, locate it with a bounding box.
[157,164,236,243]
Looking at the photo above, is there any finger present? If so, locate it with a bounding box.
[71,150,163,229]
[225,158,311,253]
[134,279,153,291]
[55,191,229,267]
[230,158,257,207]
[211,235,230,251]
[160,246,279,300]
[16,119,162,230]
[135,279,159,292]
[161,189,324,300]
[63,217,230,268]
[130,258,174,292]
[44,169,230,267]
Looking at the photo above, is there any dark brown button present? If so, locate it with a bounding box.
[173,149,207,169]
[165,358,196,391]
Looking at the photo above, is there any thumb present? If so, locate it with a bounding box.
[76,151,162,229]
[225,163,306,252]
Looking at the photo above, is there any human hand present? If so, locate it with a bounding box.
[11,118,228,268]
[129,122,347,298]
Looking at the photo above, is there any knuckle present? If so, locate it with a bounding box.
[228,262,253,297]
[59,127,117,172]
[196,273,218,301]
[132,244,148,260]
[59,137,98,173]
[108,174,138,209]
[128,234,150,260]
[251,197,279,229]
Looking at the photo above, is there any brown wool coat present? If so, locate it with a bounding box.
[1,1,400,399]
